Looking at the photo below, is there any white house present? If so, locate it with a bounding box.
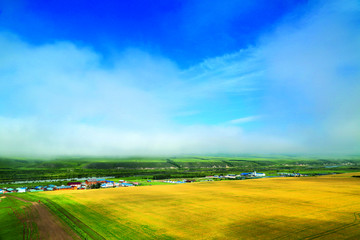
[252,171,266,177]
[16,187,27,193]
[101,183,114,188]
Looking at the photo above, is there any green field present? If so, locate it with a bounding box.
[0,196,38,240]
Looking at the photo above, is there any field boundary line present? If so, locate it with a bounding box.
[44,199,106,240]
[6,196,33,240]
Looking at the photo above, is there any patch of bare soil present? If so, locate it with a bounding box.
[8,196,80,240]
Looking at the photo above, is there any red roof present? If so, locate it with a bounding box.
[67,182,81,185]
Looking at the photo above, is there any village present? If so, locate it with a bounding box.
[0,171,271,194]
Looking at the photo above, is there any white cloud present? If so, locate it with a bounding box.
[0,0,359,156]
[228,116,261,125]
[0,33,274,156]
[257,0,360,153]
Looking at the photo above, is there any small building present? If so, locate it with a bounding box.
[29,189,44,192]
[67,182,82,188]
[225,174,237,179]
[101,182,114,188]
[100,180,118,188]
[120,183,134,187]
[213,175,224,178]
[55,185,76,191]
[241,171,266,177]
[16,187,27,193]
[85,178,107,186]
[184,179,195,183]
[5,188,15,193]
[254,172,266,177]
[251,171,265,177]
[278,172,301,177]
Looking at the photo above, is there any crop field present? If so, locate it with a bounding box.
[0,196,38,240]
[20,172,360,240]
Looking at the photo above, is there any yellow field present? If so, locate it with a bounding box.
[36,173,360,239]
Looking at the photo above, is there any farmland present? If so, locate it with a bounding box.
[17,172,360,240]
[1,155,360,186]
[0,196,37,240]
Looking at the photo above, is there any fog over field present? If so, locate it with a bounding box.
[0,0,359,156]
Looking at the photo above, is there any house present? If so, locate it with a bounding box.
[213,175,224,178]
[5,188,15,193]
[278,172,301,177]
[251,171,265,177]
[85,178,106,186]
[225,174,237,179]
[55,185,76,191]
[29,189,44,192]
[100,180,116,188]
[241,171,266,177]
[184,179,195,183]
[254,172,266,177]
[77,186,86,190]
[67,182,82,188]
[120,183,134,187]
[100,182,114,188]
[16,187,27,193]
[43,185,57,190]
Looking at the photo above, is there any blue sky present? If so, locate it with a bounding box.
[0,0,359,156]
[0,0,306,66]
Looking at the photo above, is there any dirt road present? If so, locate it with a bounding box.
[8,195,80,240]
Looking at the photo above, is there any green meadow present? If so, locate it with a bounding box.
[0,196,38,240]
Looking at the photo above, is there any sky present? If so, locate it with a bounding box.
[0,0,359,156]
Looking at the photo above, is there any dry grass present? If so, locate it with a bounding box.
[37,173,360,239]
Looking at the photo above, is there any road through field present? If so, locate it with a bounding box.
[8,195,80,240]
